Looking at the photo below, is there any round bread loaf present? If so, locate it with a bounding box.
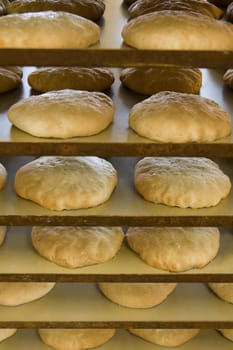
[208,283,233,303]
[0,11,100,48]
[0,329,17,343]
[98,282,177,308]
[122,10,233,50]
[219,329,233,342]
[134,157,231,208]
[126,227,220,272]
[0,66,22,93]
[14,156,118,211]
[120,67,202,95]
[223,69,233,89]
[28,67,114,93]
[38,329,115,350]
[0,163,7,190]
[128,91,231,142]
[128,329,200,346]
[128,0,223,19]
[0,282,55,306]
[8,89,114,138]
[6,0,105,21]
[0,226,6,247]
[31,226,124,268]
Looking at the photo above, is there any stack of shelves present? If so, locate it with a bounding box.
[0,0,232,348]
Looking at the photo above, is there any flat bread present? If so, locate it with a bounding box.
[98,282,177,308]
[120,67,202,95]
[223,69,233,89]
[0,282,55,306]
[14,156,118,211]
[28,67,114,93]
[0,66,22,93]
[126,227,220,272]
[0,163,7,190]
[38,329,115,350]
[6,0,105,21]
[8,89,114,138]
[208,283,233,303]
[0,226,7,247]
[0,11,100,48]
[128,0,223,19]
[128,329,200,346]
[134,157,231,208]
[122,11,233,50]
[31,226,124,268]
[219,329,233,342]
[128,91,232,142]
[0,329,17,343]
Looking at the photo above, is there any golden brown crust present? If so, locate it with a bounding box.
[208,283,233,303]
[0,227,6,247]
[0,163,7,190]
[0,66,22,93]
[223,69,233,89]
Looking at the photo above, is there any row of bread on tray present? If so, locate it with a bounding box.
[0,328,232,349]
[1,66,233,143]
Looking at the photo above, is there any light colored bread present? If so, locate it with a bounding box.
[126,227,220,272]
[6,0,105,21]
[134,157,231,208]
[128,0,223,19]
[223,69,233,89]
[38,329,115,350]
[129,91,231,142]
[208,283,233,303]
[14,156,118,211]
[0,66,22,93]
[128,329,200,347]
[31,226,124,268]
[122,10,233,50]
[219,329,233,342]
[0,329,17,343]
[8,89,114,138]
[120,67,202,95]
[0,11,100,48]
[28,67,114,93]
[0,226,6,247]
[0,282,55,306]
[0,163,7,190]
[98,282,177,308]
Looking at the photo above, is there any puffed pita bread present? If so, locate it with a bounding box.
[223,69,233,89]
[0,163,7,190]
[8,89,114,138]
[128,0,223,19]
[208,283,233,303]
[120,67,202,95]
[6,0,105,21]
[122,11,233,50]
[128,329,200,346]
[28,67,114,93]
[98,282,177,308]
[0,66,22,93]
[126,227,220,272]
[129,91,232,142]
[134,157,231,208]
[219,329,233,342]
[38,329,116,350]
[0,226,7,247]
[14,156,118,211]
[0,282,55,306]
[0,11,100,48]
[31,226,124,268]
[0,329,17,343]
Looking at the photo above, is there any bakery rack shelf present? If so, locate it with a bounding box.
[0,330,232,350]
[0,227,232,283]
[1,156,233,227]
[0,283,232,328]
[1,66,233,158]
